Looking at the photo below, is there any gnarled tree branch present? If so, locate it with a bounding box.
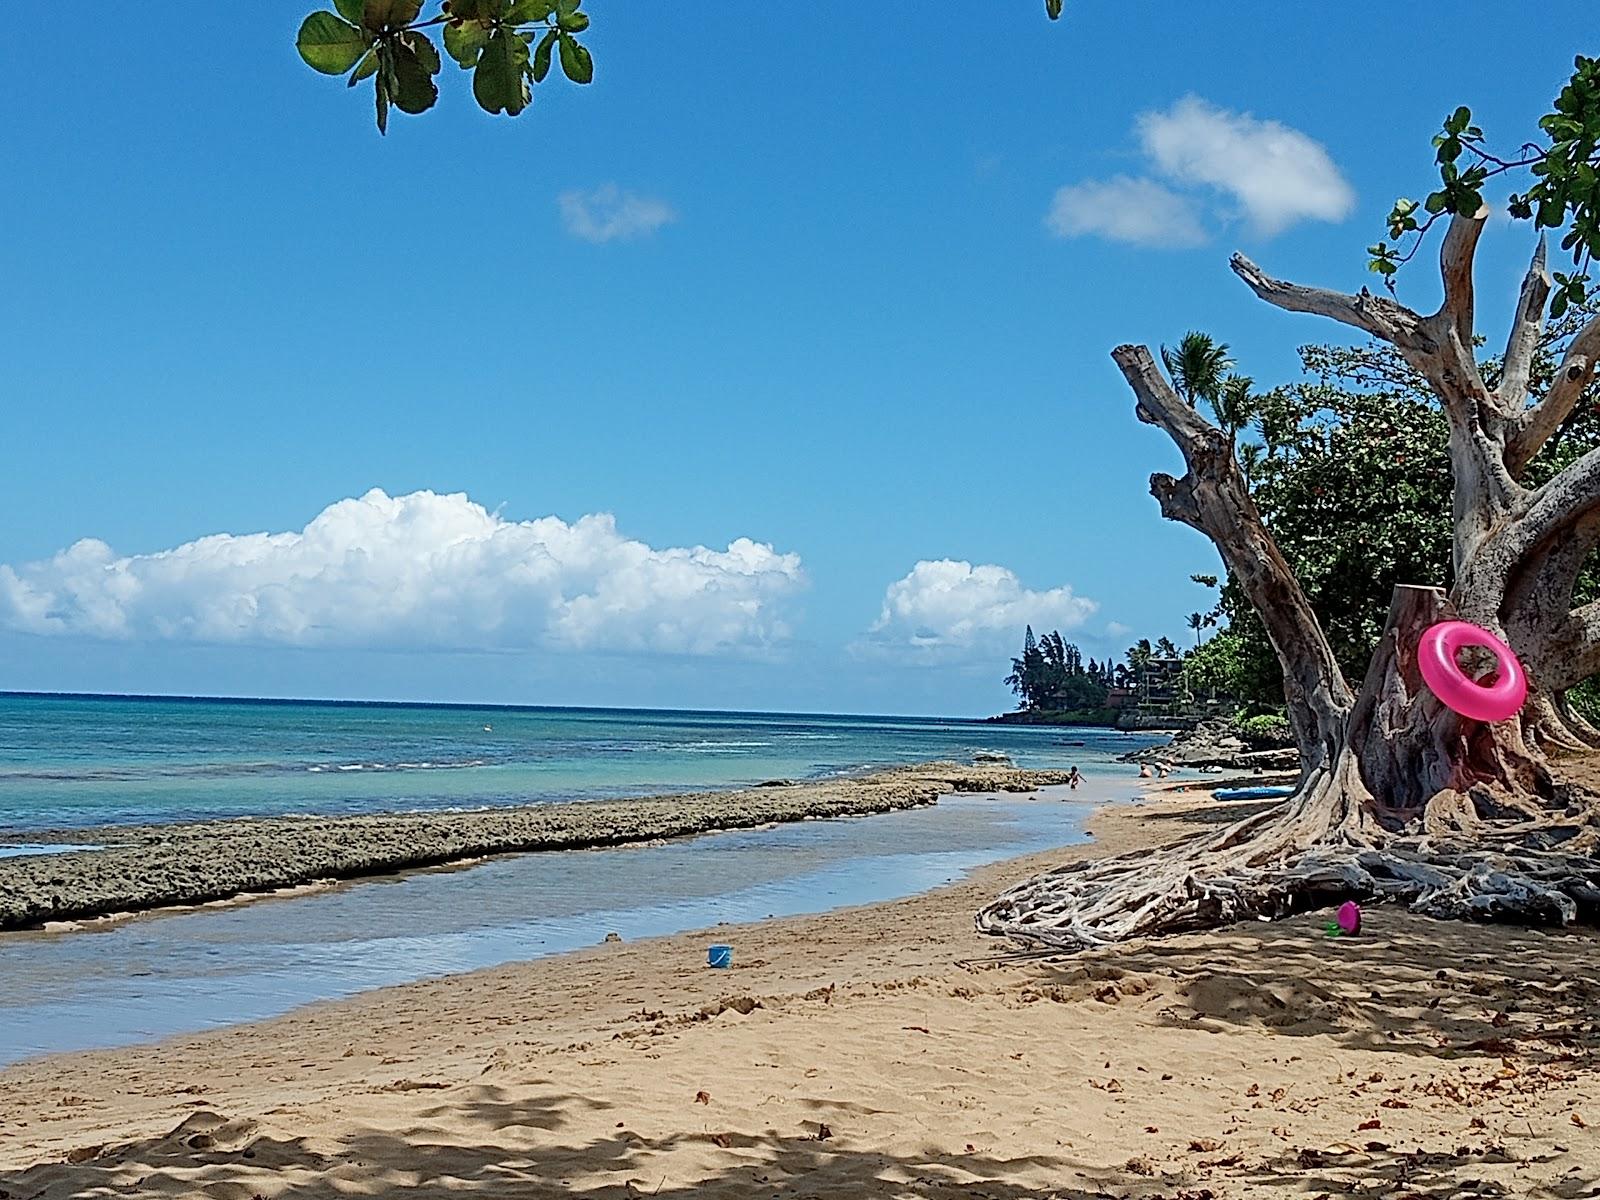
[1237,224,1521,570]
[1506,311,1600,475]
[1436,208,1486,354]
[1499,236,1550,416]
[1149,472,1202,528]
[1539,598,1600,693]
[1113,343,1353,766]
[1230,253,1432,357]
[1458,441,1600,612]
[1502,509,1600,677]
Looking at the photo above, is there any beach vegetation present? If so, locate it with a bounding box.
[1005,627,1110,715]
[1235,712,1292,750]
[1205,328,1600,723]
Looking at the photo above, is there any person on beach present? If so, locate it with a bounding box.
[1139,763,1152,779]
[1067,766,1082,790]
[1156,762,1171,779]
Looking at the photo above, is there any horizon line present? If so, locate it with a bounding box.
[0,688,1026,726]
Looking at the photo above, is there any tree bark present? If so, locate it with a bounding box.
[977,582,1597,950]
[977,222,1600,953]
[1112,344,1352,770]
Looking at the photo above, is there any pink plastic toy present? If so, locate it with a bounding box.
[1325,900,1362,938]
[1336,901,1361,936]
[1417,620,1527,723]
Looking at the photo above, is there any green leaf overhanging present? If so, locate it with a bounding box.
[297,12,371,75]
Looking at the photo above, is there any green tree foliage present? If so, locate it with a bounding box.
[1159,332,1258,442]
[301,1,1067,132]
[1235,712,1292,749]
[1160,332,1232,410]
[1371,57,1600,316]
[295,0,595,133]
[1197,312,1600,710]
[1123,637,1154,677]
[1181,628,1246,702]
[1005,627,1108,712]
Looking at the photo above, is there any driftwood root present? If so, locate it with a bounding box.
[975,798,1600,952]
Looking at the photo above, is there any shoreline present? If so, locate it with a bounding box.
[0,761,1071,932]
[6,785,1596,1198]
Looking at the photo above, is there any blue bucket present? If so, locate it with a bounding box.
[707,944,732,969]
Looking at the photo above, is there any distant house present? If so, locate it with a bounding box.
[1104,686,1135,711]
[1139,657,1187,706]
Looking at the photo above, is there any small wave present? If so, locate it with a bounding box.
[669,740,775,752]
[306,758,492,775]
[6,756,497,783]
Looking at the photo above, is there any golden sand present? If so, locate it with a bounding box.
[3,787,1597,1198]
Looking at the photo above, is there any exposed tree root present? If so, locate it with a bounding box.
[996,219,1600,955]
[977,586,1600,953]
[976,762,1600,951]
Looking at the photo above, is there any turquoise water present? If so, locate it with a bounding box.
[0,785,1128,1065]
[0,693,1144,832]
[0,693,1157,1065]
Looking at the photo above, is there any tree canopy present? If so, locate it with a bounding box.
[1004,627,1111,713]
[1372,57,1600,317]
[1184,310,1600,716]
[296,0,596,133]
[298,0,1066,133]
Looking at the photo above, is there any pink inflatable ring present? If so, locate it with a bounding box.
[1417,620,1528,723]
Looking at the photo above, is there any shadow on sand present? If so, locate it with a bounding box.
[2,1085,1200,1200]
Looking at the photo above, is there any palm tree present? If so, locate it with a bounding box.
[1125,638,1153,671]
[1186,612,1206,647]
[1124,638,1154,702]
[1160,331,1233,410]
[1238,441,1265,486]
[1211,373,1255,442]
[1155,636,1179,658]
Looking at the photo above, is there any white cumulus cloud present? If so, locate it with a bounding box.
[0,490,804,657]
[1137,96,1355,235]
[1045,176,1209,248]
[860,560,1097,660]
[1046,95,1353,246]
[558,184,677,243]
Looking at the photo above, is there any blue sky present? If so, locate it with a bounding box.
[0,3,1587,716]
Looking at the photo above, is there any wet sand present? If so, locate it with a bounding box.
[0,763,1069,930]
[4,785,1597,1198]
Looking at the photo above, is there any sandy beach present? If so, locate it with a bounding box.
[4,785,1597,1199]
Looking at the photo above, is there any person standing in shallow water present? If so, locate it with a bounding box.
[1067,766,1082,790]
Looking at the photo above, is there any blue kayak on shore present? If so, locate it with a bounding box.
[1212,785,1296,801]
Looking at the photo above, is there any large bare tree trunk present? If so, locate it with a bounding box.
[978,214,1600,951]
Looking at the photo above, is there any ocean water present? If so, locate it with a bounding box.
[0,693,1159,1064]
[0,692,1146,833]
[0,784,1131,1065]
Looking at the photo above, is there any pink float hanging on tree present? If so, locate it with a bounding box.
[1417,620,1528,724]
